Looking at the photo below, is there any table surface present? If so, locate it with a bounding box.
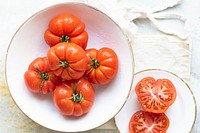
[0,0,199,132]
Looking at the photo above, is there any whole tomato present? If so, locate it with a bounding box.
[44,14,88,49]
[135,77,177,113]
[24,57,61,94]
[53,78,95,116]
[129,110,170,133]
[85,48,118,85]
[47,42,87,80]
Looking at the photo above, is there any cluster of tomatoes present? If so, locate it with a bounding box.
[129,77,177,133]
[24,14,118,117]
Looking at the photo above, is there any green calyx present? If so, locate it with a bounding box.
[65,81,83,103]
[60,35,70,43]
[59,61,68,68]
[90,56,100,69]
[34,66,49,92]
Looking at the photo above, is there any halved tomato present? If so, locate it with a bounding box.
[135,77,176,113]
[129,110,170,133]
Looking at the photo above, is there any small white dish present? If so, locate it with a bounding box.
[115,69,196,133]
[5,2,134,132]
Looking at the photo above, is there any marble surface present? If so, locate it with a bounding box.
[0,0,200,132]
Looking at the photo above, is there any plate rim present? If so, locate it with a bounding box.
[5,2,135,132]
[114,69,197,133]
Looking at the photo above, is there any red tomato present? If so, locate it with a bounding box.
[47,42,87,80]
[44,14,88,49]
[129,110,170,133]
[53,78,95,116]
[135,77,176,113]
[85,48,118,85]
[24,57,61,94]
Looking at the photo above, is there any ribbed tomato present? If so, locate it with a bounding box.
[47,42,87,80]
[24,57,61,94]
[135,77,176,113]
[44,14,88,49]
[85,48,118,85]
[53,78,95,116]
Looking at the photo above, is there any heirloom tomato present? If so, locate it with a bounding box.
[24,57,61,94]
[47,42,87,80]
[44,14,88,49]
[129,110,170,133]
[53,78,95,116]
[135,77,176,113]
[85,48,118,85]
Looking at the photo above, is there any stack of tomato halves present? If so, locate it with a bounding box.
[129,77,177,133]
[24,14,118,117]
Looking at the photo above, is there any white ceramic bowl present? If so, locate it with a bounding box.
[6,2,134,132]
[115,69,196,133]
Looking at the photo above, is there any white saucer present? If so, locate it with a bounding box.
[115,69,196,133]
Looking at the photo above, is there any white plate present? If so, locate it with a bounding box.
[5,3,134,132]
[115,69,196,133]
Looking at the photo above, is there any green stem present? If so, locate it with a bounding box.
[72,81,83,103]
[60,35,70,42]
[34,66,49,92]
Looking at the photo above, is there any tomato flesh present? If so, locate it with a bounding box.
[135,77,176,113]
[129,110,170,133]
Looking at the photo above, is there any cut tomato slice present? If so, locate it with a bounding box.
[129,110,170,133]
[135,77,176,113]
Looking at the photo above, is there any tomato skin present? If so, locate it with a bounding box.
[47,42,87,80]
[53,78,95,116]
[85,48,118,85]
[129,110,170,133]
[44,14,88,49]
[24,57,61,94]
[135,77,176,113]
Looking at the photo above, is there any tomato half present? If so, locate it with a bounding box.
[53,78,95,116]
[44,14,88,49]
[129,110,170,133]
[24,57,61,94]
[47,42,87,80]
[135,77,176,113]
[85,48,118,85]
